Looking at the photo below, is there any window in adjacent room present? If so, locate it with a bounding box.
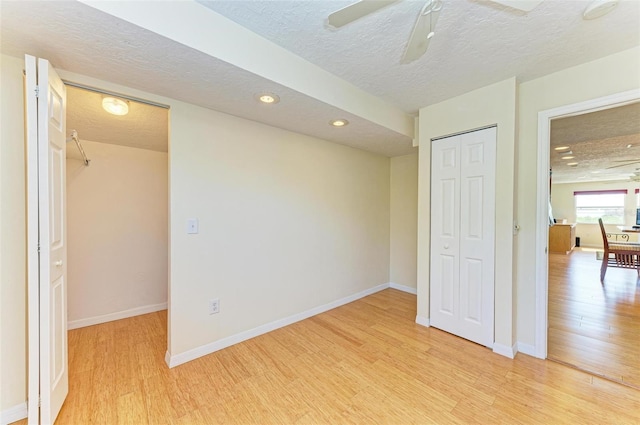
[574,190,626,224]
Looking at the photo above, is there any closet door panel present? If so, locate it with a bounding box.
[458,128,496,347]
[461,257,483,324]
[430,136,461,333]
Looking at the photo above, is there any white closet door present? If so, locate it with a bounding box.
[457,128,496,346]
[430,135,461,330]
[430,127,496,347]
[26,54,69,425]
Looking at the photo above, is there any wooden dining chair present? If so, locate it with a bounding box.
[598,218,640,282]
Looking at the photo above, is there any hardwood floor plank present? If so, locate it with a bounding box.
[11,288,640,425]
[548,248,640,389]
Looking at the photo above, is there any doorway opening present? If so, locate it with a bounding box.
[535,89,640,388]
[64,84,169,332]
[25,55,171,424]
[546,102,640,388]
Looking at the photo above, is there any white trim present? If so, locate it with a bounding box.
[1,402,28,425]
[493,342,517,359]
[25,54,41,425]
[517,342,537,358]
[535,89,640,360]
[166,284,390,368]
[389,282,417,295]
[415,315,430,327]
[67,302,167,330]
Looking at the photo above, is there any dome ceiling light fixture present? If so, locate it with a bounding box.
[102,97,129,116]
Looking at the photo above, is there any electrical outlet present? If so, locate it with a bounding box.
[209,298,220,315]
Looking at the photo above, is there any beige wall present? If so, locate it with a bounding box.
[390,152,418,289]
[168,101,391,357]
[517,46,640,346]
[416,78,518,351]
[0,55,28,412]
[66,141,168,327]
[551,181,640,247]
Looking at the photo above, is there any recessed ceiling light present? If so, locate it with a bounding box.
[255,93,280,104]
[567,162,579,166]
[554,146,570,151]
[102,97,129,116]
[583,0,618,20]
[330,119,349,127]
[561,156,575,160]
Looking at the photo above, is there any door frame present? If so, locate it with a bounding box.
[534,88,640,358]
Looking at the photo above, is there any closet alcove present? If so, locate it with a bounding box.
[65,84,169,330]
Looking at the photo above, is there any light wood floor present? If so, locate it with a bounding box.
[548,248,640,389]
[14,288,640,424]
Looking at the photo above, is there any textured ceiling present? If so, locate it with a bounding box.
[199,0,640,112]
[67,86,168,153]
[1,0,639,158]
[550,102,640,184]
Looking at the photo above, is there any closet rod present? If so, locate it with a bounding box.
[67,130,90,166]
[62,80,170,109]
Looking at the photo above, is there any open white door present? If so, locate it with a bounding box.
[26,54,68,425]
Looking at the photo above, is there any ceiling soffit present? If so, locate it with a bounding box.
[78,0,414,140]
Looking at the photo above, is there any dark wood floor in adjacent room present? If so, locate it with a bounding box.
[13,288,640,424]
[548,247,640,389]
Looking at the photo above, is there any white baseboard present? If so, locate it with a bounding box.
[166,283,390,368]
[389,282,417,295]
[493,342,517,359]
[517,342,537,358]
[415,315,430,327]
[1,402,27,425]
[67,302,167,330]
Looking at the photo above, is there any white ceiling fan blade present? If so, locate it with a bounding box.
[489,0,544,12]
[401,0,442,64]
[327,0,400,28]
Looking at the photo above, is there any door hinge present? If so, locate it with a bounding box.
[37,243,41,253]
[35,85,40,98]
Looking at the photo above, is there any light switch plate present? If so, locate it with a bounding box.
[187,218,199,234]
